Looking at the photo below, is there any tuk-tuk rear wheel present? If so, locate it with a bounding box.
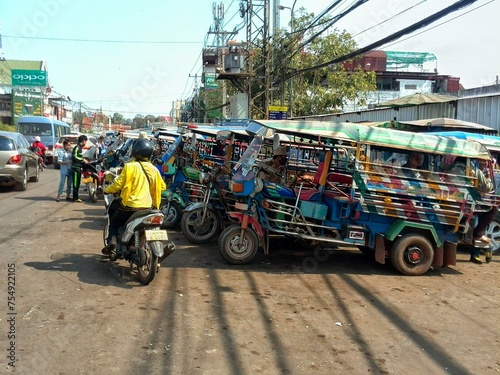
[390,234,434,276]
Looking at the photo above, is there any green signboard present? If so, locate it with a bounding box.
[12,89,44,124]
[205,74,218,90]
[11,69,47,87]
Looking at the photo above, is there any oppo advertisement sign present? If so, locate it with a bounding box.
[11,69,48,87]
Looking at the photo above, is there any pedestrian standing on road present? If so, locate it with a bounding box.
[101,138,166,255]
[56,140,73,202]
[71,135,89,203]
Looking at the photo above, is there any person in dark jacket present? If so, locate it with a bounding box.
[71,135,89,202]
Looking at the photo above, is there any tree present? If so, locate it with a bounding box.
[132,114,145,129]
[72,110,87,126]
[0,123,15,132]
[143,115,156,128]
[112,112,124,125]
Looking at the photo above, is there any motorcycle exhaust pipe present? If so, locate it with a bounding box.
[159,241,176,263]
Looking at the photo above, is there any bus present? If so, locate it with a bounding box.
[16,116,71,164]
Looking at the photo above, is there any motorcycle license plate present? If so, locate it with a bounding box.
[82,177,93,184]
[145,229,168,241]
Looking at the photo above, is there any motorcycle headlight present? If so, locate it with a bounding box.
[254,178,263,193]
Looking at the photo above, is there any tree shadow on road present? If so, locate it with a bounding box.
[24,252,152,289]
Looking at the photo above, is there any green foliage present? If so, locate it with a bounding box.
[112,112,124,124]
[249,9,376,118]
[0,123,15,132]
[73,110,86,126]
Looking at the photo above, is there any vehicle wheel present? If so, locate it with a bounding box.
[14,167,28,191]
[103,222,109,246]
[218,224,259,264]
[87,182,97,203]
[29,163,40,182]
[136,233,158,285]
[484,218,500,254]
[161,200,182,229]
[390,234,434,276]
[180,207,221,243]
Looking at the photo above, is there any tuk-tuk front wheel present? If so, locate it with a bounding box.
[390,234,434,276]
[218,224,258,265]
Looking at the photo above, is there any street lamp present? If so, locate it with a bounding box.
[279,1,297,117]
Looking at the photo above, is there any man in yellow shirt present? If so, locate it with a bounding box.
[102,138,166,255]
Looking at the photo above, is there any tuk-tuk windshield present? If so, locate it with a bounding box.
[162,136,182,163]
[233,136,263,175]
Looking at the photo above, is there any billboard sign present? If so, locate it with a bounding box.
[11,70,48,87]
[268,105,288,120]
[205,74,218,90]
[12,89,44,124]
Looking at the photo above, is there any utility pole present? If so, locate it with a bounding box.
[244,0,271,119]
[188,73,199,122]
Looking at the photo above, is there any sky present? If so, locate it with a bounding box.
[1,0,499,118]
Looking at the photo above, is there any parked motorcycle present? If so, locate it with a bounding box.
[82,160,106,203]
[102,170,176,285]
[180,162,237,243]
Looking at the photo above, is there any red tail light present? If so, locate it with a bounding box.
[83,171,93,177]
[143,215,163,225]
[8,155,23,164]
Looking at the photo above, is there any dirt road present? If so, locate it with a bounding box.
[0,168,498,374]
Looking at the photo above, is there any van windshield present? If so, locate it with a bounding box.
[17,122,52,136]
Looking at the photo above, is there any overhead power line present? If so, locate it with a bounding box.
[288,0,479,78]
[291,0,370,58]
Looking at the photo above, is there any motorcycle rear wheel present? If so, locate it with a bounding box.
[87,182,98,203]
[102,222,109,246]
[137,233,158,285]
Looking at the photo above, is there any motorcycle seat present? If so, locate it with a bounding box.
[125,208,153,223]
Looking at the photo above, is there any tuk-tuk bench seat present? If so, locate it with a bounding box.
[327,172,352,186]
[296,188,321,201]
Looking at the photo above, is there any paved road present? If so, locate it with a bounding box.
[0,167,499,374]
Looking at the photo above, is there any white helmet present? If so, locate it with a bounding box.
[34,136,41,142]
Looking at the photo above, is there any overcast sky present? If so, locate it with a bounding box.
[1,0,498,117]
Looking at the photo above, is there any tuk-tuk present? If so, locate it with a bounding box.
[429,131,500,254]
[218,120,496,276]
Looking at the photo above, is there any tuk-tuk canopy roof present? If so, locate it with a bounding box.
[247,120,492,159]
[427,131,500,153]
